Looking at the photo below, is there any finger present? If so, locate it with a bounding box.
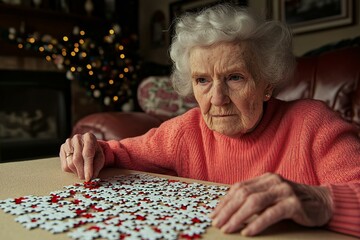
[215,180,295,232]
[212,185,252,228]
[210,182,252,219]
[59,143,71,172]
[63,137,74,154]
[82,133,97,181]
[72,134,85,179]
[241,197,297,236]
[64,138,77,174]
[92,145,105,179]
[211,173,283,219]
[93,139,105,178]
[237,182,298,236]
[220,191,276,233]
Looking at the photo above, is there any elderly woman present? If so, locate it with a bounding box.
[60,4,360,238]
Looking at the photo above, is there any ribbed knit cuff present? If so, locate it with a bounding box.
[97,140,114,167]
[325,183,360,238]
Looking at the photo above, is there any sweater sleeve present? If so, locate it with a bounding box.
[326,183,360,237]
[96,111,192,176]
[301,101,360,237]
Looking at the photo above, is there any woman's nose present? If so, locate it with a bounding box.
[210,83,230,106]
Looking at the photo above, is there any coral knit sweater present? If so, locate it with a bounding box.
[99,98,360,237]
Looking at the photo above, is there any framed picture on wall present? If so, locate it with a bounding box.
[169,0,248,37]
[268,0,354,34]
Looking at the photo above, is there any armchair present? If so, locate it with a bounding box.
[72,46,360,140]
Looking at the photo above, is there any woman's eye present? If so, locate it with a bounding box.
[196,78,208,84]
[228,75,243,81]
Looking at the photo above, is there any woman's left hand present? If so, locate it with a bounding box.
[210,173,333,236]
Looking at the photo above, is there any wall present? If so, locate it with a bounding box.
[139,0,360,63]
[138,0,174,65]
[294,26,360,56]
[250,0,360,56]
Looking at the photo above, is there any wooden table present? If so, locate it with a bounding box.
[0,157,357,240]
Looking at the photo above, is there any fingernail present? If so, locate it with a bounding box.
[221,224,230,233]
[241,228,250,236]
[212,218,219,227]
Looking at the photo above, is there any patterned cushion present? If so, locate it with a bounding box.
[137,76,197,119]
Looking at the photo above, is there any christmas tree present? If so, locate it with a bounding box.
[3,23,141,111]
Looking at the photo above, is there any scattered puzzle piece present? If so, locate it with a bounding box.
[0,173,228,239]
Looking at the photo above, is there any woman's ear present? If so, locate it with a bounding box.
[264,84,274,101]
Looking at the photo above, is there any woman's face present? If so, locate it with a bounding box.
[190,42,272,137]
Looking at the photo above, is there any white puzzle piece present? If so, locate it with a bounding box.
[0,173,228,240]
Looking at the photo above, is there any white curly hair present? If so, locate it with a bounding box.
[169,3,296,97]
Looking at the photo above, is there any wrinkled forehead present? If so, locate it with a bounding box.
[188,42,249,71]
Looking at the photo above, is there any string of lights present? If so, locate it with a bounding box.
[3,23,141,111]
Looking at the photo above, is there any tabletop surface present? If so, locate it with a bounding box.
[0,157,357,240]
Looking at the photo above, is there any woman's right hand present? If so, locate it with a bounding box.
[59,133,105,181]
